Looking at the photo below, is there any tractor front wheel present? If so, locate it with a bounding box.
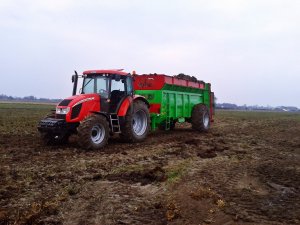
[120,100,150,142]
[191,104,210,132]
[77,114,109,150]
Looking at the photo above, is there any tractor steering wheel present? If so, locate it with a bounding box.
[99,89,108,97]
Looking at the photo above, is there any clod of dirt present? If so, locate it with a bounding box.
[66,185,80,196]
[107,166,167,185]
[213,145,225,152]
[184,138,200,146]
[203,218,215,224]
[250,140,258,145]
[189,187,216,200]
[153,202,164,209]
[267,182,295,194]
[164,146,193,159]
[292,143,300,148]
[216,199,226,208]
[166,201,181,221]
[0,210,9,225]
[197,149,217,158]
[92,174,102,181]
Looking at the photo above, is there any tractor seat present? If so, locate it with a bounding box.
[110,90,126,112]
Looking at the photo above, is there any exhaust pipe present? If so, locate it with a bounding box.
[72,71,78,96]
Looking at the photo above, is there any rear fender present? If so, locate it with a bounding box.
[117,96,133,116]
[133,95,150,108]
[118,95,149,116]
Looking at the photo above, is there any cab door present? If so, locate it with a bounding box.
[109,77,126,113]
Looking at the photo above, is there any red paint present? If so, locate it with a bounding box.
[117,96,133,116]
[118,95,150,116]
[149,104,161,114]
[83,69,128,76]
[133,74,205,90]
[56,94,100,123]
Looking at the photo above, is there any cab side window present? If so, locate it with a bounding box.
[111,79,125,92]
[126,77,133,95]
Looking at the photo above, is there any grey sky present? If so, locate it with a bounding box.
[0,0,299,107]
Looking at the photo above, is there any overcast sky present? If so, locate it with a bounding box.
[0,0,299,107]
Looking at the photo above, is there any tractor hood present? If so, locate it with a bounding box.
[56,94,101,122]
[57,94,100,108]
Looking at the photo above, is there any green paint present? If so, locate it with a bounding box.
[178,117,185,123]
[135,83,212,130]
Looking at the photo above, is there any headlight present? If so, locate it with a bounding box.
[56,107,70,114]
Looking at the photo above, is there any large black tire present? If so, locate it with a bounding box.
[191,104,210,132]
[77,114,109,150]
[120,100,150,142]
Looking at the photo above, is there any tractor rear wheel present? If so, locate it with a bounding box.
[191,104,210,132]
[120,100,150,142]
[77,114,109,150]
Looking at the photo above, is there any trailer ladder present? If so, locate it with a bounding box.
[165,116,171,130]
[165,93,171,130]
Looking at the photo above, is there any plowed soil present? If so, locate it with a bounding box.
[0,103,299,225]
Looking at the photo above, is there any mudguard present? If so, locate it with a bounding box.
[117,95,149,117]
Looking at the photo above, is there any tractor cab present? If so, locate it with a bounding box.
[73,70,133,114]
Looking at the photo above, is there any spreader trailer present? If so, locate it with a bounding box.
[38,69,214,149]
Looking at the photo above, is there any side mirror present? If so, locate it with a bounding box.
[72,71,79,96]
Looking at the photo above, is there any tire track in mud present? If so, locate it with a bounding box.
[0,129,192,224]
[190,148,300,224]
[54,129,228,225]
[60,181,167,225]
[2,112,300,225]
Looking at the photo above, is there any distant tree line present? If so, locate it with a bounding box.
[216,103,300,112]
[0,94,61,103]
[0,94,298,112]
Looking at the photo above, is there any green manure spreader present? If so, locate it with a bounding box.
[38,69,215,149]
[134,73,214,131]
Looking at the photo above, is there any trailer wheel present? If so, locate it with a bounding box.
[120,100,150,142]
[191,104,210,132]
[77,114,109,150]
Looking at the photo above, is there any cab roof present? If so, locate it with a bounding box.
[83,69,129,76]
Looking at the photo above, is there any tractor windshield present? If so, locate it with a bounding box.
[82,76,109,98]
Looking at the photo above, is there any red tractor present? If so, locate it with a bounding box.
[38,69,150,149]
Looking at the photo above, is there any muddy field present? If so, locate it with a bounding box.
[0,103,299,225]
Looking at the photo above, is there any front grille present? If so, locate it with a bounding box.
[71,104,82,119]
[56,114,66,120]
[38,118,65,128]
[58,99,72,106]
